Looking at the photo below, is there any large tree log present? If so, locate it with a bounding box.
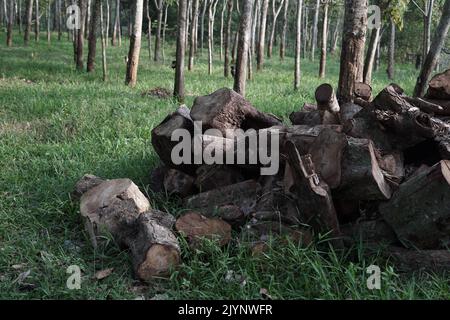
[340,102,363,124]
[289,110,322,126]
[194,164,245,192]
[284,141,342,246]
[190,88,281,135]
[384,246,450,273]
[151,105,195,174]
[79,178,180,280]
[335,137,392,201]
[380,160,450,249]
[425,69,450,100]
[284,125,344,155]
[315,83,341,123]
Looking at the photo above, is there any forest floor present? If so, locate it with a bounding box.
[0,32,449,299]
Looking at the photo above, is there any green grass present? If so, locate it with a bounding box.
[0,31,448,299]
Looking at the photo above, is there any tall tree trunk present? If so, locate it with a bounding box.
[256,0,268,70]
[46,0,50,43]
[125,0,143,87]
[363,26,380,85]
[111,0,119,46]
[85,0,90,38]
[330,10,341,55]
[294,0,303,90]
[374,27,383,71]
[267,0,284,58]
[319,1,328,78]
[161,3,167,62]
[18,0,22,34]
[279,0,288,60]
[302,4,308,58]
[58,0,62,40]
[414,0,450,97]
[224,0,233,77]
[311,0,320,61]
[387,20,395,80]
[200,0,206,54]
[422,0,434,65]
[146,0,151,60]
[174,0,187,102]
[188,0,199,70]
[34,0,39,41]
[105,0,109,46]
[220,1,225,60]
[234,0,254,97]
[207,0,218,75]
[337,0,368,103]
[154,0,163,61]
[87,0,100,72]
[76,0,86,70]
[6,0,13,46]
[251,0,260,55]
[100,0,107,81]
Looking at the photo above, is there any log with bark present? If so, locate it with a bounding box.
[315,83,341,123]
[425,69,450,100]
[384,246,450,273]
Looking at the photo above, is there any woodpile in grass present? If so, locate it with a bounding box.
[74,70,450,281]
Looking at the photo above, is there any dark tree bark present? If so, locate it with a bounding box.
[387,20,395,80]
[100,0,107,81]
[174,0,187,102]
[267,0,284,59]
[337,0,368,103]
[233,0,254,97]
[75,0,86,70]
[294,0,303,90]
[223,0,233,77]
[87,0,101,72]
[279,0,289,60]
[311,0,320,61]
[154,0,163,61]
[34,0,39,41]
[125,0,144,87]
[414,0,450,97]
[319,1,329,78]
[46,0,51,44]
[256,0,268,70]
[188,0,199,70]
[6,0,13,46]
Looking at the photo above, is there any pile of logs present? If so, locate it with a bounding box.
[75,70,450,281]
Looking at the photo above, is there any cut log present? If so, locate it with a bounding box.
[354,82,372,101]
[378,151,405,187]
[289,110,339,126]
[372,84,414,113]
[315,83,340,113]
[175,211,232,246]
[340,102,363,124]
[335,137,392,201]
[437,136,450,159]
[380,160,450,249]
[425,69,450,100]
[184,180,261,217]
[308,127,347,188]
[384,246,450,273]
[194,164,245,192]
[73,174,105,199]
[404,96,445,115]
[149,165,168,193]
[422,98,450,115]
[284,140,342,246]
[163,169,195,198]
[190,88,281,135]
[151,105,195,174]
[284,125,344,155]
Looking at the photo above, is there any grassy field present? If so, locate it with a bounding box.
[0,31,448,299]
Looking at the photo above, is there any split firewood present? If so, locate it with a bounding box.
[354,82,372,101]
[184,180,261,217]
[151,105,195,174]
[384,246,450,273]
[378,151,405,186]
[315,84,341,124]
[308,127,347,188]
[284,140,342,247]
[79,178,180,281]
[73,174,105,199]
[190,88,281,135]
[425,69,450,100]
[163,169,195,198]
[175,211,232,246]
[335,137,392,201]
[194,165,245,192]
[380,160,450,249]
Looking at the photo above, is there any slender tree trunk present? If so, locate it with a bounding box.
[111,0,119,45]
[47,0,50,43]
[174,0,187,102]
[311,0,320,61]
[189,0,199,70]
[207,0,218,75]
[414,0,450,97]
[422,0,434,65]
[105,0,109,46]
[374,27,383,71]
[302,4,308,58]
[267,0,284,59]
[220,1,225,60]
[319,1,328,78]
[18,0,22,34]
[337,0,368,103]
[223,0,233,77]
[294,0,303,90]
[58,0,62,40]
[125,0,143,87]
[154,0,163,61]
[256,0,268,70]
[251,0,260,55]
[232,29,238,61]
[161,3,167,62]
[146,0,151,60]
[363,26,380,85]
[330,11,341,55]
[87,0,100,72]
[85,0,90,38]
[100,0,107,81]
[76,0,86,70]
[234,0,254,97]
[6,0,13,46]
[279,0,288,60]
[200,0,206,54]
[387,20,395,80]
[34,0,39,41]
